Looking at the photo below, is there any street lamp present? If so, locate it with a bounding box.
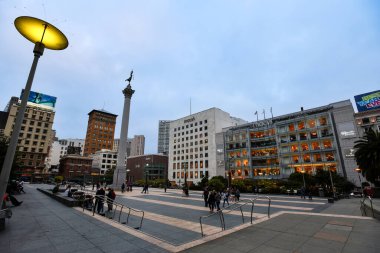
[300,169,306,188]
[328,166,336,198]
[0,16,68,208]
[145,163,149,186]
[355,168,363,194]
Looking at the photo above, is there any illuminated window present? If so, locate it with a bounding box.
[308,119,316,128]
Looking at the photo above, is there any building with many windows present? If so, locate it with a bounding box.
[168,107,247,185]
[3,94,56,178]
[224,100,360,185]
[158,120,171,155]
[90,149,118,175]
[84,109,117,156]
[59,155,93,180]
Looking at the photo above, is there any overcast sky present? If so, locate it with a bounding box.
[1,0,379,154]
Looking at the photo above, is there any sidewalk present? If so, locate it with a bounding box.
[181,197,380,253]
[1,185,379,253]
[0,184,167,253]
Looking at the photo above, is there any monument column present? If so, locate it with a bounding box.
[113,71,135,189]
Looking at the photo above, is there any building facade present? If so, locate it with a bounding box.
[126,154,168,183]
[90,149,118,175]
[168,107,247,185]
[59,155,93,179]
[3,95,56,177]
[158,120,171,155]
[83,109,117,156]
[224,100,360,185]
[45,138,85,172]
[130,135,145,156]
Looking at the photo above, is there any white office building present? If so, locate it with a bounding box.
[90,149,118,175]
[168,107,247,185]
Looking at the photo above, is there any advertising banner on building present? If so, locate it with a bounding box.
[20,89,57,109]
[354,90,380,112]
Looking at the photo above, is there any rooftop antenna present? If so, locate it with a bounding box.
[102,101,105,110]
[190,97,192,115]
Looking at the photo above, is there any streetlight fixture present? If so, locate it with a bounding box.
[126,169,130,183]
[0,16,68,208]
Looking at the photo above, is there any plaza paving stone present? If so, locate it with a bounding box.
[1,184,379,253]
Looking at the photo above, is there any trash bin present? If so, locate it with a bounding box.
[318,188,325,197]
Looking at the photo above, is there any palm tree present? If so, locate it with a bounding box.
[354,128,380,186]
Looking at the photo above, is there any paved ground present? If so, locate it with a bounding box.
[0,184,379,253]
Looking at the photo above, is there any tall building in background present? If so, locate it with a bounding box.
[113,137,139,157]
[130,135,145,156]
[158,120,171,155]
[168,107,247,185]
[3,91,57,179]
[83,109,117,156]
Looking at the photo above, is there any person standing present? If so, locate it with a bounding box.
[202,187,209,207]
[107,188,116,212]
[95,187,105,214]
[121,183,125,193]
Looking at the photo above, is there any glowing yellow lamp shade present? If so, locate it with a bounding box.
[14,16,68,50]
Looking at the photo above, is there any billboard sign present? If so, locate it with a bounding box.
[20,90,57,109]
[354,90,380,112]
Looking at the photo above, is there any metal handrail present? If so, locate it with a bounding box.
[199,196,272,237]
[79,192,145,229]
[199,210,224,237]
[252,195,271,218]
[361,196,374,218]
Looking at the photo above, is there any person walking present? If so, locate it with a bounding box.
[215,191,221,211]
[202,187,209,207]
[235,188,241,202]
[208,190,216,212]
[121,183,125,193]
[141,184,149,194]
[222,190,230,207]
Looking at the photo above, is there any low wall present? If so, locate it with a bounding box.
[37,188,82,208]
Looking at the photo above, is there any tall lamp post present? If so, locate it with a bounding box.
[301,169,306,188]
[328,166,336,198]
[145,163,149,186]
[0,16,68,209]
[355,168,363,194]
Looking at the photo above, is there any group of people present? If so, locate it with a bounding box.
[202,187,241,213]
[94,187,116,215]
[121,182,133,193]
[300,186,313,200]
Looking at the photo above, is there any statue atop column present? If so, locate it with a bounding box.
[123,70,135,98]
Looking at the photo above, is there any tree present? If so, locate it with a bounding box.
[208,176,226,192]
[0,136,21,178]
[354,129,380,186]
